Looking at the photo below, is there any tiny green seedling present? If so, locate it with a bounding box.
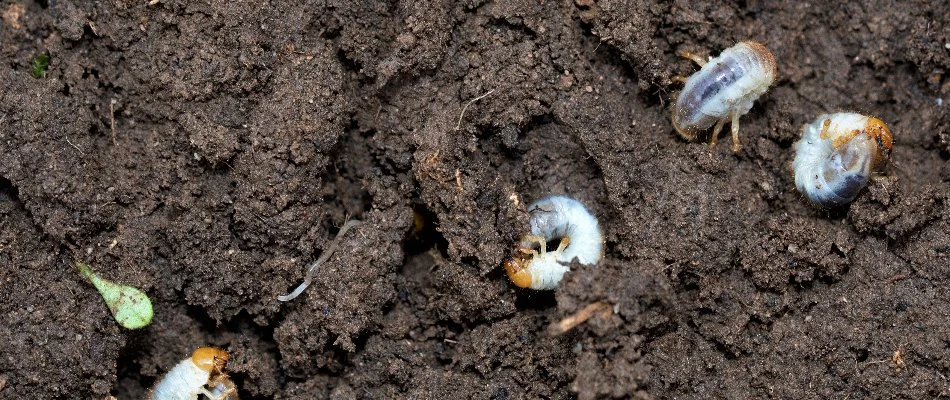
[31,53,50,78]
[76,262,153,329]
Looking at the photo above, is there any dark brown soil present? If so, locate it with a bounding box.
[1,0,948,398]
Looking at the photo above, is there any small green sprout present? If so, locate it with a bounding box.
[31,53,50,78]
[76,262,153,329]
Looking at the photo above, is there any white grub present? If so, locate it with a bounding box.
[278,219,361,302]
[503,195,604,290]
[672,41,776,153]
[793,112,893,208]
[149,347,238,400]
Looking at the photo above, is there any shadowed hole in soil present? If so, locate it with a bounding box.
[336,49,366,81]
[675,269,702,292]
[113,349,147,399]
[853,347,870,362]
[0,176,21,205]
[514,289,556,310]
[404,203,449,258]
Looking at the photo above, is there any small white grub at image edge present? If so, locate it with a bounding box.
[148,347,238,400]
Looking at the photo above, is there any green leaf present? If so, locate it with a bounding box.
[76,262,153,329]
[31,53,50,78]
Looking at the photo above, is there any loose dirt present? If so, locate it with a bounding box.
[1,0,948,398]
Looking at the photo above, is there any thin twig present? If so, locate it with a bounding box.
[547,301,612,336]
[884,273,908,285]
[454,169,464,192]
[64,133,84,156]
[278,219,362,302]
[109,99,117,145]
[455,89,495,131]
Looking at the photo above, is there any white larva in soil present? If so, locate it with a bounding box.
[793,112,893,208]
[672,41,776,153]
[148,347,239,400]
[503,195,604,290]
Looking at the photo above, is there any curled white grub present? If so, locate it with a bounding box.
[793,112,893,207]
[503,195,604,290]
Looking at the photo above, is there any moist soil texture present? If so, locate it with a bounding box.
[1,0,949,399]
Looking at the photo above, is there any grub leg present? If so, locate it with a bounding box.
[517,247,539,257]
[819,118,832,139]
[678,50,708,67]
[523,234,547,254]
[202,376,239,400]
[200,387,223,400]
[708,119,726,149]
[730,111,742,153]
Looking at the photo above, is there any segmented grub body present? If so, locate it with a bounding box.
[793,112,893,207]
[149,347,238,400]
[672,41,776,153]
[503,195,603,290]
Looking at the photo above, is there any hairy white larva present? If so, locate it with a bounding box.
[793,112,893,207]
[672,41,776,153]
[503,195,604,290]
[149,347,238,400]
